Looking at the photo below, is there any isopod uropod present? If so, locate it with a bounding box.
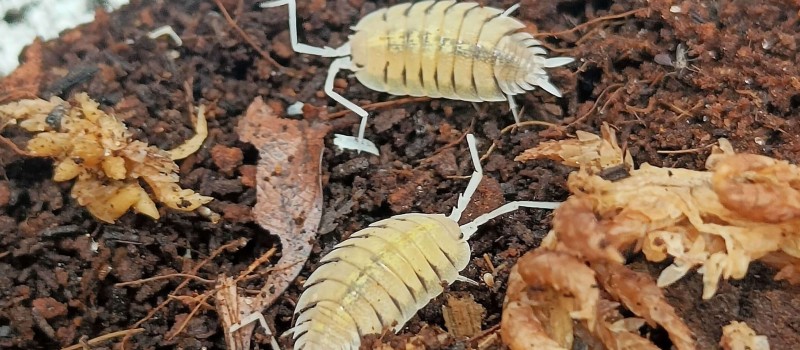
[261,0,575,155]
[227,134,560,349]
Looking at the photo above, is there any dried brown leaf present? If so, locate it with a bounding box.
[235,96,330,315]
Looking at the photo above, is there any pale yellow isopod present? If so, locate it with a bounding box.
[261,0,575,155]
[229,134,561,349]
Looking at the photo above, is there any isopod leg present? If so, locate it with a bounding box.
[327,57,380,155]
[229,312,282,350]
[460,200,562,240]
[448,134,483,222]
[259,0,350,57]
[506,94,521,125]
[501,3,521,17]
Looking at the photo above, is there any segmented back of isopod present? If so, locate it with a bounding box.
[288,213,469,349]
[348,0,566,102]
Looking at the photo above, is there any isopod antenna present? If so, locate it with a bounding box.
[460,199,560,240]
[447,134,561,240]
[447,134,486,223]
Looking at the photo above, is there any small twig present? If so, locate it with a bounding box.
[169,294,215,311]
[241,259,304,282]
[479,141,497,162]
[183,77,196,124]
[0,136,31,156]
[480,120,562,160]
[565,83,624,128]
[625,96,656,114]
[165,291,214,341]
[535,8,647,38]
[234,247,278,282]
[39,225,82,238]
[61,328,144,350]
[468,323,501,343]
[661,100,702,120]
[121,238,248,347]
[500,120,560,135]
[115,273,216,287]
[573,24,610,46]
[445,175,472,180]
[483,253,496,274]
[0,251,9,259]
[213,0,286,70]
[599,87,623,113]
[321,96,432,120]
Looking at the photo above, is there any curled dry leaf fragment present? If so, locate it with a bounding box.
[232,96,330,341]
[503,127,800,349]
[167,105,208,160]
[719,321,770,350]
[515,122,633,172]
[0,93,213,223]
[502,251,696,350]
[593,262,695,350]
[538,130,800,298]
[711,152,800,223]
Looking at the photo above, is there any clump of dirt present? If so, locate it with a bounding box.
[0,0,798,349]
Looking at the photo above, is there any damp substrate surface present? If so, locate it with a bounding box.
[1,0,799,349]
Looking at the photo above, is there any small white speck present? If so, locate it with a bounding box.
[754,137,765,146]
[90,237,99,253]
[669,5,682,13]
[287,101,305,116]
[147,25,183,46]
[744,78,753,84]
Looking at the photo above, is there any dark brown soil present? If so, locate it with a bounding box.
[1,0,799,349]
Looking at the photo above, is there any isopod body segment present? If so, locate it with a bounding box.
[282,134,561,349]
[261,0,575,155]
[349,0,571,102]
[291,214,469,349]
